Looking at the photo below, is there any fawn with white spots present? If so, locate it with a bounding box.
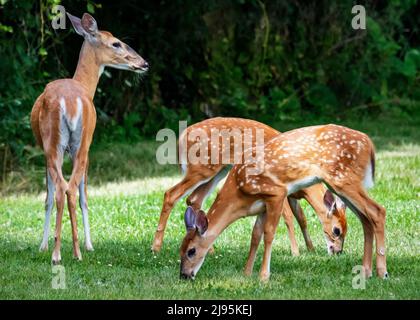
[180,124,387,281]
[30,13,148,264]
[152,117,347,257]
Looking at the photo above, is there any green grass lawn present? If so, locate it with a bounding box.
[0,116,419,299]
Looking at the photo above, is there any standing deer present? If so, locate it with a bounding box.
[152,117,347,256]
[179,124,387,281]
[31,13,148,263]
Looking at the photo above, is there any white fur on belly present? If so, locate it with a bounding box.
[286,176,321,195]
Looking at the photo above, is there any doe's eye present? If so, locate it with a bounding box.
[112,42,121,48]
[187,248,196,258]
[333,227,341,237]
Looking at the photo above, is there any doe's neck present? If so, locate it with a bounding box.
[72,41,103,100]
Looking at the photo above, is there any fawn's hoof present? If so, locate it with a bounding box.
[259,272,270,282]
[378,269,389,279]
[85,243,94,252]
[151,242,162,253]
[291,250,300,257]
[74,251,82,261]
[376,268,389,279]
[51,251,61,265]
[364,268,373,278]
[243,268,253,277]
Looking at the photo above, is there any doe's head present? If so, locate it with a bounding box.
[180,206,210,280]
[322,190,347,255]
[67,13,149,73]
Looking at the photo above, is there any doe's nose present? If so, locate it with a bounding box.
[143,61,149,69]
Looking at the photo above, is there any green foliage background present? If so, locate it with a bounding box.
[0,0,419,183]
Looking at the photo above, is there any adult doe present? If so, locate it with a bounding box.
[31,13,148,263]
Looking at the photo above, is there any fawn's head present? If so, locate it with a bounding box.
[180,207,210,280]
[67,13,148,73]
[322,190,347,254]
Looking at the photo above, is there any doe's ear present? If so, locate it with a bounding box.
[196,210,208,235]
[81,13,98,35]
[66,13,84,36]
[184,206,197,231]
[66,12,98,41]
[323,190,336,217]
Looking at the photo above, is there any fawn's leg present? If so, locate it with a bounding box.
[244,213,265,276]
[288,197,314,251]
[360,215,374,277]
[186,178,215,254]
[186,179,214,211]
[260,191,287,281]
[187,166,227,210]
[334,184,387,278]
[186,167,228,254]
[40,169,55,251]
[283,201,300,257]
[152,172,214,252]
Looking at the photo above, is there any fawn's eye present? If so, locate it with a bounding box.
[333,227,341,237]
[112,42,121,48]
[187,248,196,258]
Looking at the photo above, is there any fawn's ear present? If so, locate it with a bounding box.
[184,206,197,231]
[335,196,346,210]
[196,210,208,235]
[323,190,336,217]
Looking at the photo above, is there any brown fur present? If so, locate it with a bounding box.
[152,117,347,255]
[179,124,387,281]
[32,13,147,263]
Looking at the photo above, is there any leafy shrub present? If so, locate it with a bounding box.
[0,0,419,186]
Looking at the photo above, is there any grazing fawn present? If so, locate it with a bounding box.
[31,13,148,263]
[180,124,387,281]
[152,117,347,256]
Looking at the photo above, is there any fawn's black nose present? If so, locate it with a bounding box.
[143,61,149,69]
[180,271,195,280]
